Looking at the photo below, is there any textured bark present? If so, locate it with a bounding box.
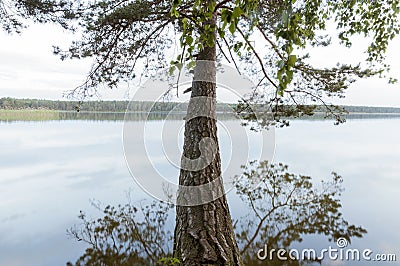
[173,17,243,266]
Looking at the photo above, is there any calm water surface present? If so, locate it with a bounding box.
[0,117,399,265]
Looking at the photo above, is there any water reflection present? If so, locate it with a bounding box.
[67,201,174,266]
[67,161,366,265]
[0,111,240,123]
[1,110,400,123]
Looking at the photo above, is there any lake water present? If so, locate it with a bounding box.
[0,116,399,265]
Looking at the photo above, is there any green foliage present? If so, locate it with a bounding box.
[0,0,80,33]
[330,0,400,64]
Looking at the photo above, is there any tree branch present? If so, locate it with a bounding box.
[236,26,278,89]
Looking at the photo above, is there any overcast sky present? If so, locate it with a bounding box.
[0,23,399,107]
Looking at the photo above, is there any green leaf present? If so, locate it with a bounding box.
[176,63,183,71]
[186,35,193,45]
[229,22,236,34]
[208,1,216,12]
[287,70,293,82]
[288,55,297,67]
[182,17,188,30]
[218,27,225,38]
[187,60,196,70]
[278,86,285,96]
[285,43,293,54]
[169,65,176,76]
[232,7,243,19]
[277,68,283,80]
[221,9,232,23]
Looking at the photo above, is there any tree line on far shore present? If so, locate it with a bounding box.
[0,97,230,113]
[1,97,400,114]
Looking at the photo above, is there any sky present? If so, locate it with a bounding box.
[0,22,400,107]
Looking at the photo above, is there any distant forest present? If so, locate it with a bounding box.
[1,97,400,114]
[0,97,229,113]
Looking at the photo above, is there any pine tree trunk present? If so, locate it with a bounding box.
[173,20,243,266]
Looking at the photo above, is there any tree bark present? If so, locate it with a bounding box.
[173,16,243,266]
